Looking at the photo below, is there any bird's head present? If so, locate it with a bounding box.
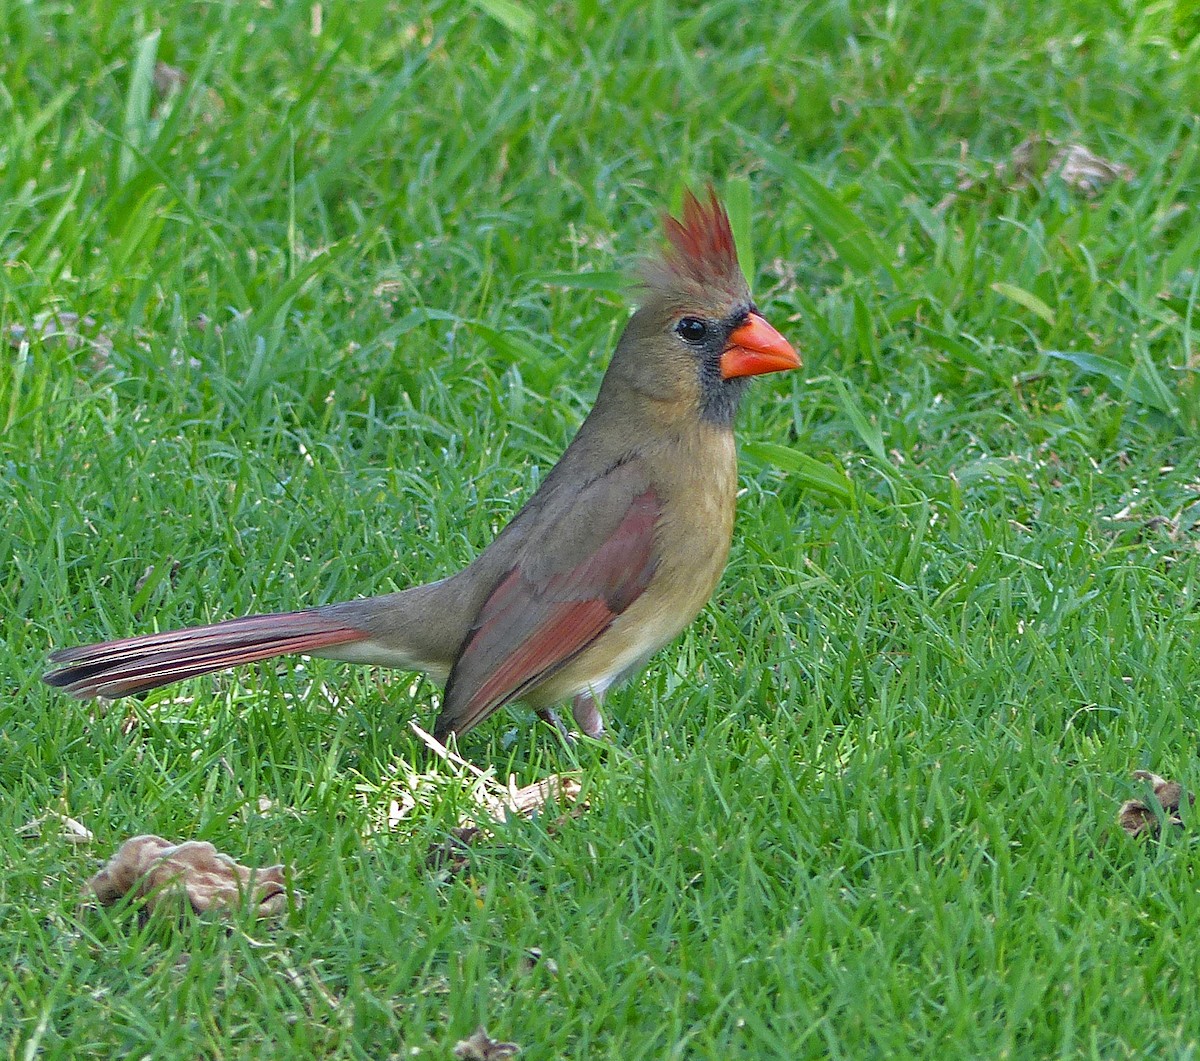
[607,188,800,427]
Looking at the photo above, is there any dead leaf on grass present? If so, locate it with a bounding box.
[1050,142,1135,193]
[1001,136,1135,193]
[938,134,1134,210]
[132,559,181,596]
[517,947,558,978]
[453,1026,521,1060]
[7,311,115,367]
[435,775,584,877]
[483,773,584,824]
[425,826,486,876]
[153,61,187,96]
[1118,770,1193,838]
[85,835,294,918]
[422,776,587,878]
[408,722,585,823]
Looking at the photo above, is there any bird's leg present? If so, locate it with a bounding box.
[571,692,605,739]
[536,695,605,742]
[535,708,573,742]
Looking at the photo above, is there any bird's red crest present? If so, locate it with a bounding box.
[642,187,749,302]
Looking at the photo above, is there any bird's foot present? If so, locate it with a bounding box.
[535,708,577,744]
[536,694,607,745]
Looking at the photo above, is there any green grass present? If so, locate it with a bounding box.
[3,0,1200,1056]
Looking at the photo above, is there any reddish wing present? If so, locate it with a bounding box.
[434,488,660,739]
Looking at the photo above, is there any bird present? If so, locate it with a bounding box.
[43,189,800,745]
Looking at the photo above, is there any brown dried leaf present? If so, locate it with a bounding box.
[939,134,1134,210]
[132,559,181,596]
[153,61,186,95]
[405,724,587,877]
[425,826,484,876]
[1118,770,1193,838]
[7,311,114,363]
[86,835,294,918]
[453,1026,520,1060]
[482,774,584,823]
[1050,143,1135,193]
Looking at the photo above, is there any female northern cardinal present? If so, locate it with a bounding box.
[44,190,800,742]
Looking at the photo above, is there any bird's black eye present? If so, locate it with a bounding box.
[675,317,708,344]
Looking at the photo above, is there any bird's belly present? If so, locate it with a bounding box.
[533,440,739,707]
[537,606,689,705]
[529,530,731,708]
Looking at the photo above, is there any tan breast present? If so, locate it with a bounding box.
[529,425,738,707]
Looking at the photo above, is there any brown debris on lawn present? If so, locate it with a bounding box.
[153,61,187,96]
[453,1025,521,1060]
[407,723,587,876]
[1118,770,1193,838]
[482,773,584,825]
[426,826,486,876]
[7,310,115,368]
[85,835,293,918]
[409,722,584,821]
[18,811,94,845]
[938,134,1134,211]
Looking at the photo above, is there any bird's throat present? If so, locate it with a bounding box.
[698,372,749,427]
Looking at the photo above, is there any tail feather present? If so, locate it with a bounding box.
[43,612,367,699]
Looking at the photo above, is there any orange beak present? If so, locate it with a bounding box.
[719,313,801,380]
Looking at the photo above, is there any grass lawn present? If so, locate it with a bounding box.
[3,0,1200,1056]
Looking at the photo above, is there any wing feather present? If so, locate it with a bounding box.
[434,485,660,739]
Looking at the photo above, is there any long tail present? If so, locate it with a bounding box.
[43,611,368,699]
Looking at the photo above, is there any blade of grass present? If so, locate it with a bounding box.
[731,123,898,283]
[467,0,536,39]
[532,270,629,293]
[832,376,887,462]
[992,282,1056,326]
[118,30,160,185]
[1044,349,1182,422]
[742,441,879,509]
